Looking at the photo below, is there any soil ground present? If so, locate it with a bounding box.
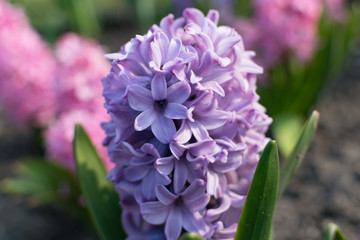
[0,34,359,240]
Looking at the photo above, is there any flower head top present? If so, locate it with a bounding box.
[103,8,271,240]
[0,0,57,126]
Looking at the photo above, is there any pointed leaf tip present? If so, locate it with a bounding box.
[278,110,319,198]
[324,223,347,240]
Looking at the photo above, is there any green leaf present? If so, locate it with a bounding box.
[0,158,90,222]
[73,124,125,240]
[61,0,101,37]
[278,111,319,198]
[235,141,279,240]
[134,0,156,33]
[178,232,205,240]
[1,158,80,204]
[272,113,304,158]
[324,223,347,240]
[234,0,253,17]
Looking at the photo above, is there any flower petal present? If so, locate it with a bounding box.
[140,201,168,225]
[173,120,192,144]
[150,42,162,67]
[151,115,176,143]
[182,211,209,237]
[165,206,183,240]
[141,171,158,200]
[183,8,205,25]
[140,143,160,158]
[188,121,209,141]
[205,194,231,221]
[184,192,210,212]
[151,75,167,100]
[130,155,154,166]
[128,85,152,111]
[217,36,241,56]
[202,81,225,97]
[198,111,227,130]
[206,10,219,25]
[164,103,188,119]
[187,139,219,156]
[167,81,191,104]
[124,165,148,181]
[155,156,175,175]
[156,184,177,205]
[134,109,157,131]
[174,159,188,194]
[206,169,219,195]
[166,38,181,62]
[181,179,206,200]
[170,141,187,159]
[154,32,170,63]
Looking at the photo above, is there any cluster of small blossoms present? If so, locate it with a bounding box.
[44,109,111,171]
[0,1,112,171]
[236,0,322,67]
[233,0,346,68]
[103,8,271,240]
[44,33,113,171]
[0,0,57,126]
[323,0,346,22]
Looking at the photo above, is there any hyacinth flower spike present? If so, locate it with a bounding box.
[103,8,271,240]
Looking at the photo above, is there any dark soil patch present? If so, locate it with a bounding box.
[273,42,360,240]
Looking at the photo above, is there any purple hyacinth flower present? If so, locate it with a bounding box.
[102,8,272,240]
[139,179,210,240]
[127,75,191,143]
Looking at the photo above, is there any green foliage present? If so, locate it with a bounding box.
[324,223,347,240]
[11,0,100,41]
[272,113,303,158]
[73,124,125,240]
[0,158,86,218]
[278,111,319,197]
[234,0,253,17]
[235,141,279,240]
[178,232,205,240]
[128,0,171,33]
[60,0,100,38]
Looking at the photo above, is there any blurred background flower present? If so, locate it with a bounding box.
[0,0,57,127]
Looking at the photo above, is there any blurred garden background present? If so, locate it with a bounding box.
[0,0,359,239]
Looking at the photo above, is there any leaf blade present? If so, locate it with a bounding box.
[324,223,347,240]
[278,111,319,198]
[235,140,279,240]
[73,124,125,240]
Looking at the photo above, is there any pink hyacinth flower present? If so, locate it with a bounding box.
[44,109,113,171]
[235,0,323,68]
[54,33,110,115]
[43,33,112,171]
[0,0,57,126]
[324,0,346,22]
